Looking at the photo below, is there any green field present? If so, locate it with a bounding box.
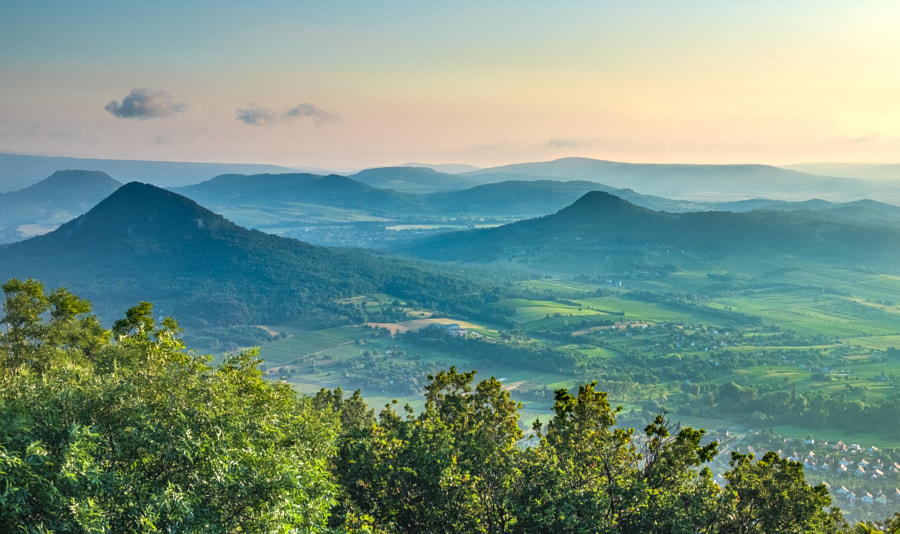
[242,259,900,467]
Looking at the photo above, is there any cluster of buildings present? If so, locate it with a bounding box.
[832,485,899,507]
[714,438,900,509]
[773,440,899,508]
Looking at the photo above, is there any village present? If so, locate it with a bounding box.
[720,433,900,523]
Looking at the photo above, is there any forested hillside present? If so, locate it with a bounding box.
[404,191,900,268]
[0,182,515,329]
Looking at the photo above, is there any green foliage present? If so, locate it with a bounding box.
[330,370,846,534]
[718,451,844,534]
[0,278,875,533]
[334,368,524,533]
[0,279,338,533]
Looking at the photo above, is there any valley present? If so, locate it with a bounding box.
[252,265,900,523]
[3,160,900,523]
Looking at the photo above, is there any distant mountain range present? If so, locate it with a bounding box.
[2,173,900,331]
[461,157,896,202]
[5,153,900,202]
[0,170,122,243]
[0,183,487,326]
[398,162,482,174]
[0,152,303,192]
[348,166,486,193]
[785,163,900,182]
[173,172,426,214]
[5,163,900,250]
[401,191,900,269]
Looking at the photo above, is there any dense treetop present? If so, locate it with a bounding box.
[0,278,337,532]
[5,280,900,533]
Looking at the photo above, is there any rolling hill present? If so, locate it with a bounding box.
[785,162,900,182]
[426,179,721,216]
[0,152,303,191]
[173,172,426,214]
[0,182,499,327]
[401,191,900,269]
[0,170,122,243]
[463,157,892,202]
[349,166,486,193]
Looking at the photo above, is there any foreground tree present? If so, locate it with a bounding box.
[0,279,338,533]
[716,451,845,534]
[332,372,849,534]
[334,367,523,533]
[514,384,720,534]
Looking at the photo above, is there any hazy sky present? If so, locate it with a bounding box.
[2,0,899,169]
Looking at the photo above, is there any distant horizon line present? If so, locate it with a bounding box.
[4,149,900,174]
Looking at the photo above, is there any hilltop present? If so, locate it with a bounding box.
[174,172,425,214]
[349,166,485,193]
[0,152,301,191]
[463,157,893,202]
[0,170,122,243]
[0,182,500,326]
[402,191,900,269]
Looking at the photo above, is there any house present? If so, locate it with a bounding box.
[868,446,879,455]
[856,465,866,477]
[876,491,888,506]
[439,323,468,336]
[862,492,874,504]
[833,441,847,452]
[836,486,850,495]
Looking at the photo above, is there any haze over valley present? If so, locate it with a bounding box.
[5,1,900,531]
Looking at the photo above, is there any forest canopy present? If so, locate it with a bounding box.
[0,278,337,533]
[3,279,896,533]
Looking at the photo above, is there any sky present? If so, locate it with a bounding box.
[2,0,899,170]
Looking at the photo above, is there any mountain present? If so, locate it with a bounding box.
[0,152,301,192]
[173,172,425,214]
[426,180,603,216]
[398,162,482,174]
[0,183,487,326]
[784,163,900,182]
[463,157,890,202]
[706,198,900,229]
[401,191,900,268]
[0,170,122,243]
[427,180,716,217]
[350,167,486,193]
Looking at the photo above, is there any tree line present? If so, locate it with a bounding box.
[2,279,897,533]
